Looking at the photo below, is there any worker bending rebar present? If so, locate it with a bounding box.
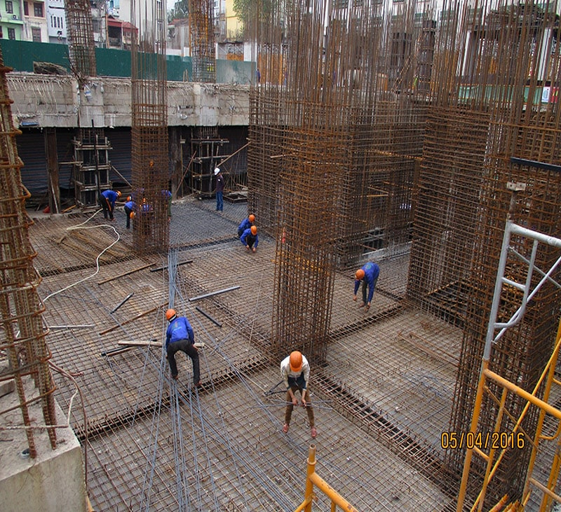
[281,351,316,439]
[165,308,201,388]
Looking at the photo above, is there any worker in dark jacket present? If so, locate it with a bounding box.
[99,189,121,220]
[353,261,380,311]
[241,225,259,252]
[124,196,136,229]
[165,309,201,387]
[237,214,255,238]
[214,167,224,212]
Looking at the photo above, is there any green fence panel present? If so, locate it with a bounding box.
[1,39,251,84]
[0,39,71,73]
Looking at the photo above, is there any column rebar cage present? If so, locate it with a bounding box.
[65,0,97,81]
[0,48,57,457]
[246,0,437,364]
[247,0,435,267]
[189,0,216,83]
[130,0,170,255]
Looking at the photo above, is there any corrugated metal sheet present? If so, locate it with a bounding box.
[17,129,48,197]
[17,126,246,200]
[17,128,76,198]
[56,128,76,190]
[106,128,132,186]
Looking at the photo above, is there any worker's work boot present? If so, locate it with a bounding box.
[282,424,289,433]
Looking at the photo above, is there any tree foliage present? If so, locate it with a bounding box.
[233,0,277,26]
[168,0,188,22]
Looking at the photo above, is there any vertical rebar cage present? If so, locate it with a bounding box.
[130,0,170,255]
[0,48,57,457]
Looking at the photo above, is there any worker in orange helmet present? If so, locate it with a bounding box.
[165,308,201,388]
[237,213,256,238]
[240,225,259,253]
[353,261,380,311]
[280,351,316,439]
[124,196,136,229]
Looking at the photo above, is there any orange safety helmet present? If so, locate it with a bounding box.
[355,269,365,280]
[117,190,122,197]
[251,225,257,235]
[127,196,132,201]
[289,351,303,372]
[248,214,255,223]
[165,309,177,321]
[130,211,136,219]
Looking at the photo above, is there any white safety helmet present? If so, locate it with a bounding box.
[214,167,221,175]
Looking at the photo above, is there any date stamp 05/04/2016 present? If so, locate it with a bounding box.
[441,431,525,450]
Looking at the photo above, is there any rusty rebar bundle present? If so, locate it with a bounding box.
[0,48,57,457]
[130,0,170,255]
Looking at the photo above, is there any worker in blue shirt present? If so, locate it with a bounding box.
[98,189,121,220]
[165,309,201,387]
[124,196,136,229]
[237,214,255,238]
[353,261,380,311]
[241,225,259,253]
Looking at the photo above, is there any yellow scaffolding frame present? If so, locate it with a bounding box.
[295,444,359,512]
[457,220,561,511]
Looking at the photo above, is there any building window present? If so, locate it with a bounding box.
[33,2,43,16]
[5,0,13,13]
[31,27,41,41]
[24,1,28,15]
[8,27,15,39]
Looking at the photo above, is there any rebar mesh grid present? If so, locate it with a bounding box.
[130,0,170,255]
[28,201,460,510]
[0,49,57,457]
